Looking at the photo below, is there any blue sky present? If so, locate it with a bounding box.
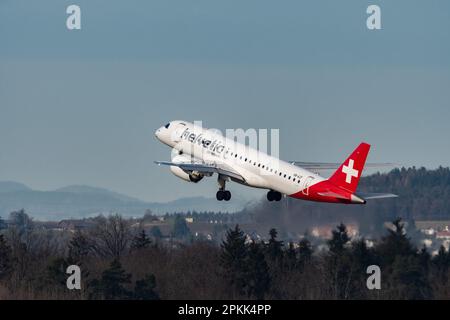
[1,1,449,202]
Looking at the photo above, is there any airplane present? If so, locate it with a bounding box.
[155,120,397,204]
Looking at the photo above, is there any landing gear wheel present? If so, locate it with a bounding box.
[275,192,282,201]
[223,190,231,201]
[216,191,224,201]
[267,191,282,201]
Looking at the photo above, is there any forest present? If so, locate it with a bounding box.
[1,166,450,300]
[0,213,450,299]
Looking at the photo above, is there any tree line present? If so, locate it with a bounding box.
[1,210,450,299]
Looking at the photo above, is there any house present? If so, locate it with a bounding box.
[421,228,436,236]
[311,223,359,240]
[311,226,333,239]
[436,226,450,240]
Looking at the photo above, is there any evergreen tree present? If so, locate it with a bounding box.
[172,215,191,239]
[150,226,163,239]
[285,242,297,269]
[131,230,152,250]
[418,245,431,273]
[0,216,7,230]
[351,239,374,269]
[0,234,12,280]
[430,245,450,297]
[374,218,432,299]
[432,245,450,279]
[89,259,132,299]
[325,223,353,299]
[390,255,432,299]
[245,241,270,299]
[327,223,350,254]
[266,228,283,262]
[220,225,248,296]
[375,218,416,266]
[348,239,375,299]
[298,238,312,268]
[134,274,160,300]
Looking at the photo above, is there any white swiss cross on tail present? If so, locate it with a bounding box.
[342,159,359,184]
[328,142,370,193]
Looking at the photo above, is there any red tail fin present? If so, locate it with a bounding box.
[328,142,370,193]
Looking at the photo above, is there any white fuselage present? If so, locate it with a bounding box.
[155,121,325,196]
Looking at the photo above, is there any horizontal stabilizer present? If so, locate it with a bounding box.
[357,192,398,200]
[291,162,397,170]
[317,191,349,200]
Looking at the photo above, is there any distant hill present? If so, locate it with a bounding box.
[0,181,31,193]
[54,185,141,203]
[2,167,448,223]
[0,183,247,220]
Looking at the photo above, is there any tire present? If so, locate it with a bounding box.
[275,192,282,201]
[267,191,274,201]
[223,191,231,201]
[216,191,224,201]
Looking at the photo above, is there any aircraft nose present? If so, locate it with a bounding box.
[155,127,162,138]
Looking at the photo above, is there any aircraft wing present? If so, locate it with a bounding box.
[291,161,397,170]
[154,161,245,182]
[356,192,398,200]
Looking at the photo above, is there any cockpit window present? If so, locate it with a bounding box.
[164,123,170,129]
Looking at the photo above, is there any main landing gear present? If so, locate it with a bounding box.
[216,190,231,201]
[267,190,282,202]
[216,174,231,201]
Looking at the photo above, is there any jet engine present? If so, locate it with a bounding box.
[170,166,204,183]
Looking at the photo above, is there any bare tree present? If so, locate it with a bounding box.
[89,214,132,260]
